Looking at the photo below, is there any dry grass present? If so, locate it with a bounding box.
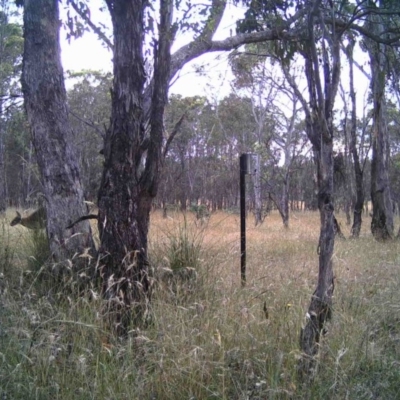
[1,209,400,399]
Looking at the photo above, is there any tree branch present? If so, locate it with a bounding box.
[170,27,301,82]
[67,0,113,50]
[326,16,400,46]
[163,111,186,158]
[340,42,371,80]
[69,109,105,139]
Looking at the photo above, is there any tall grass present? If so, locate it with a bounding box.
[1,209,400,399]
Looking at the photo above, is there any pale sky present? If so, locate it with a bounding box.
[60,1,243,99]
[59,1,371,113]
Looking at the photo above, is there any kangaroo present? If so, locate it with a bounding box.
[10,207,46,230]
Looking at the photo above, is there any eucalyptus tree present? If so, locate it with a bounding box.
[336,1,400,239]
[19,0,95,265]
[237,0,346,373]
[237,2,341,366]
[386,104,400,218]
[285,7,341,373]
[291,154,318,210]
[341,40,371,237]
[361,0,400,240]
[194,99,234,210]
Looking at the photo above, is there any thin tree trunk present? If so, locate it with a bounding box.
[22,0,94,264]
[346,40,364,238]
[296,5,340,377]
[280,176,289,229]
[299,137,335,377]
[252,153,263,226]
[271,174,290,228]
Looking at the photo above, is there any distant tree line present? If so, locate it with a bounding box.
[2,68,387,227]
[2,80,378,221]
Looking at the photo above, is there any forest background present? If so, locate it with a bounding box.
[2,1,397,222]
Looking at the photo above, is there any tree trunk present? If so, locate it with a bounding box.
[280,172,290,228]
[21,0,94,265]
[346,41,364,238]
[252,153,263,226]
[366,13,393,241]
[98,0,172,332]
[300,133,335,377]
[296,9,340,377]
[271,175,290,228]
[24,141,34,205]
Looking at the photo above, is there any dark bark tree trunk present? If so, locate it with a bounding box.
[24,142,34,206]
[98,0,172,332]
[345,40,365,238]
[290,4,341,378]
[21,0,94,264]
[280,175,290,229]
[300,130,335,378]
[365,13,393,241]
[252,153,263,226]
[284,36,338,372]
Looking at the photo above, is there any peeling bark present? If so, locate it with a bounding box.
[22,0,95,265]
[98,0,173,332]
[297,1,341,378]
[356,4,395,241]
[367,28,393,240]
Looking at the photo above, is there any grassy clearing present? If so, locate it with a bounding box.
[1,209,400,399]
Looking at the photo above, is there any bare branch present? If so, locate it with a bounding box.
[197,0,227,43]
[326,16,400,46]
[68,0,113,50]
[309,0,324,114]
[281,63,310,119]
[340,43,371,80]
[170,27,300,82]
[69,109,105,139]
[163,111,186,158]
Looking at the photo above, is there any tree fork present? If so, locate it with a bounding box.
[97,0,173,333]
